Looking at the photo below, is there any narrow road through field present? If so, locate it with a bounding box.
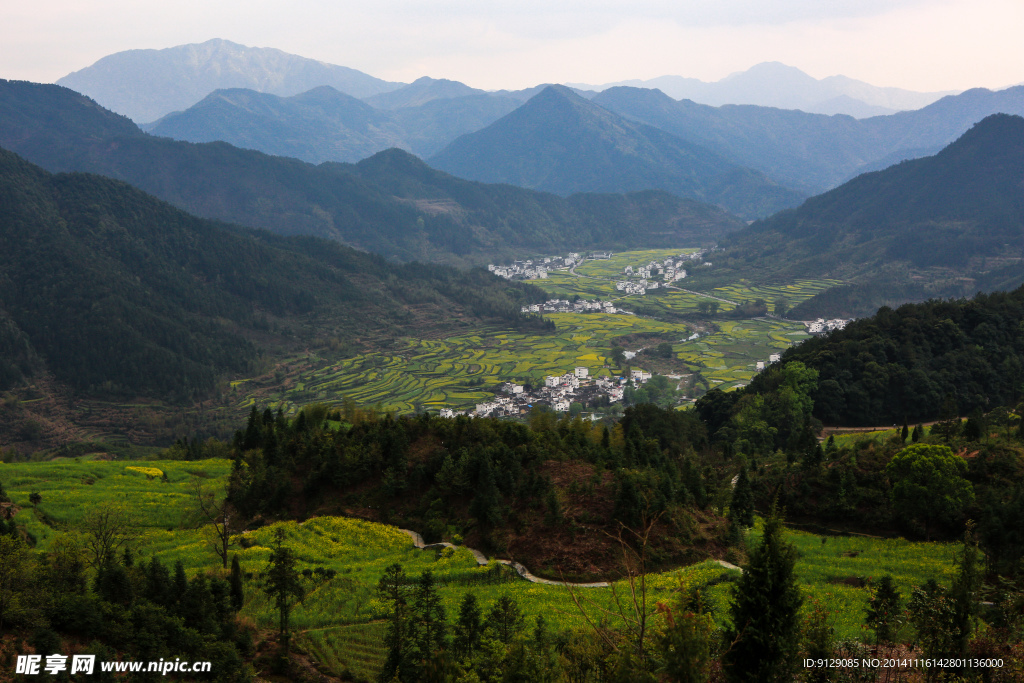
[400,528,743,585]
[400,528,611,587]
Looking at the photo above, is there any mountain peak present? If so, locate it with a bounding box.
[56,40,403,122]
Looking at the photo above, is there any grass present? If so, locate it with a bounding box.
[2,458,962,677]
[746,520,959,641]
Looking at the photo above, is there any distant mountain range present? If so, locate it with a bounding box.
[0,80,744,265]
[56,41,953,126]
[57,38,405,122]
[144,81,521,161]
[593,84,1024,194]
[429,85,806,219]
[569,62,957,118]
[719,114,1024,317]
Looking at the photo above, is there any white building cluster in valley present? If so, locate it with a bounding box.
[438,365,660,419]
[805,318,851,334]
[520,298,630,315]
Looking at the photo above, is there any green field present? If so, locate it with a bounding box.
[248,314,697,415]
[677,319,813,390]
[2,459,962,678]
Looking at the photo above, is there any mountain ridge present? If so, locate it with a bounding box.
[57,38,405,123]
[429,85,806,219]
[0,79,745,265]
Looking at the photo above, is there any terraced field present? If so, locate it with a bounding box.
[253,314,695,415]
[678,319,813,391]
[2,460,961,680]
[574,249,698,279]
[226,251,837,414]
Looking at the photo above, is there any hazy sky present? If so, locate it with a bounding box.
[3,0,1022,91]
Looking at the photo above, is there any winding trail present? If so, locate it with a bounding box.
[399,529,610,587]
[399,529,743,587]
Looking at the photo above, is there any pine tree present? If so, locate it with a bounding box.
[722,507,803,683]
[950,522,981,658]
[901,420,909,443]
[728,465,755,528]
[229,554,244,611]
[261,528,305,661]
[865,575,902,644]
[378,563,415,681]
[413,571,447,659]
[912,424,923,442]
[487,594,524,644]
[144,556,171,607]
[453,592,482,659]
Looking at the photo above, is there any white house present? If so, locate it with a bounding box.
[769,353,781,363]
[574,367,589,379]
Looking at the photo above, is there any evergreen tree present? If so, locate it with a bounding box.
[413,571,447,659]
[722,507,803,683]
[949,522,982,658]
[469,455,502,531]
[865,575,902,644]
[728,465,755,528]
[144,556,171,607]
[378,563,415,681]
[453,592,482,659]
[261,528,305,660]
[824,434,836,454]
[613,475,644,528]
[901,420,909,443]
[172,560,188,607]
[487,594,524,644]
[229,554,244,611]
[912,424,923,442]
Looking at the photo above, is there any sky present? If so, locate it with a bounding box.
[2,0,1022,92]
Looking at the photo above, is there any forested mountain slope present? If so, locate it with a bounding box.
[0,80,743,265]
[0,147,545,400]
[717,114,1024,317]
[429,85,806,220]
[593,85,1024,195]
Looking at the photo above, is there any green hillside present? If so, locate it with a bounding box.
[715,114,1024,316]
[0,147,545,401]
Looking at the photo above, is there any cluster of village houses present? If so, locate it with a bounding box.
[438,366,658,418]
[520,298,632,315]
[805,318,850,334]
[487,251,605,281]
[614,251,708,295]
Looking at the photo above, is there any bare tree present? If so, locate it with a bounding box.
[192,477,237,569]
[82,502,136,568]
[563,511,662,671]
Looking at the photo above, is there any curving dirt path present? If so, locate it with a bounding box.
[399,529,743,586]
[399,529,610,588]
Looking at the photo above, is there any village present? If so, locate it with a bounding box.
[439,365,651,419]
[520,298,632,315]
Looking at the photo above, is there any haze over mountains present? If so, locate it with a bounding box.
[592,84,1024,194]
[569,62,956,117]
[57,38,404,123]
[144,80,521,161]
[58,40,951,125]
